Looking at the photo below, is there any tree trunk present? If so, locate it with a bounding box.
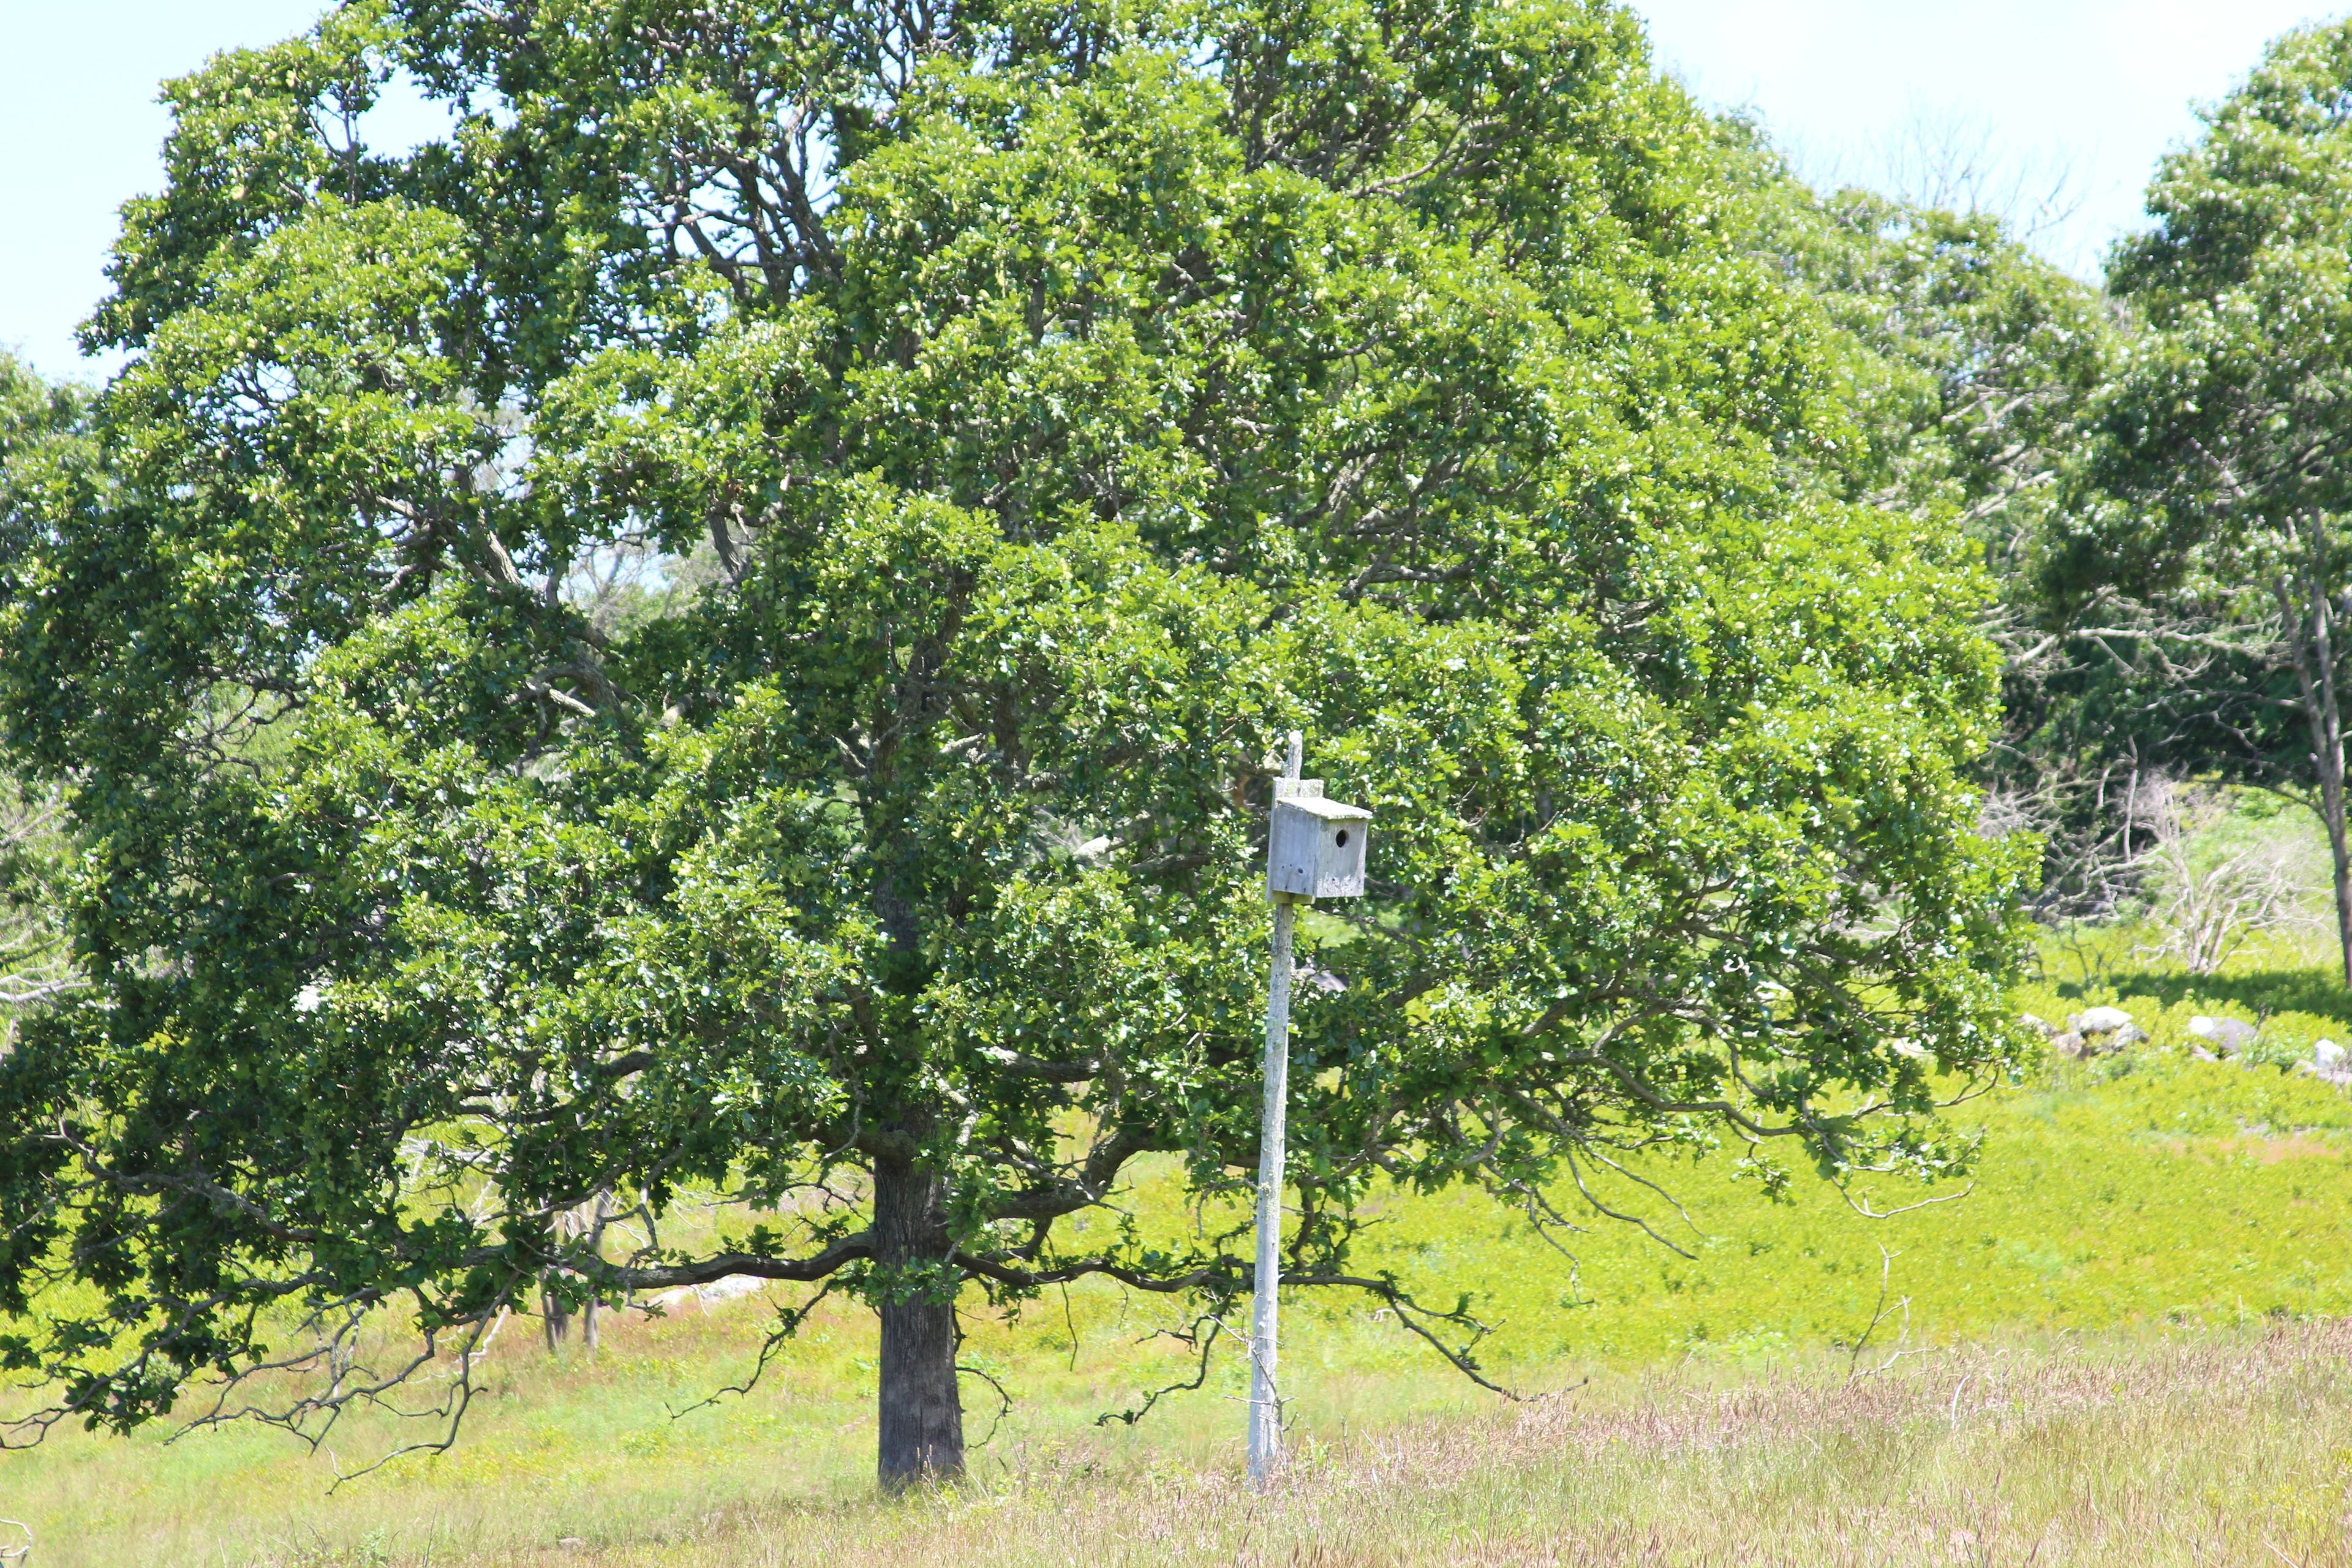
[872,1152,963,1489]
[542,1278,571,1351]
[2293,614,2352,985]
[2279,554,2352,987]
[2320,753,2352,989]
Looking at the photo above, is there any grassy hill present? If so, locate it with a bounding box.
[13,944,2352,1564]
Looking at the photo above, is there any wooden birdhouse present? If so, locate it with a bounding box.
[1267,778,1372,900]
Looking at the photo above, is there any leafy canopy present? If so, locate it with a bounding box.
[2049,18,2352,760]
[2029,21,2352,976]
[0,0,2028,1451]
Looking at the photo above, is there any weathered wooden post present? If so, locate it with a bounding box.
[1250,729,1371,1487]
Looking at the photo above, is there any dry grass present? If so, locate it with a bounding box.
[546,1324,2352,1568]
[20,1321,2352,1566]
[18,949,2352,1564]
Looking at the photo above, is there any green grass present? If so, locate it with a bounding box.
[15,942,2352,1564]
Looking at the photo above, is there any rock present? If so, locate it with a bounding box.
[2061,1007,2141,1054]
[649,1273,770,1313]
[2188,1016,2259,1055]
[2019,1012,2055,1038]
[2304,1039,2352,1087]
[2052,1031,2089,1060]
[2190,1045,2220,1063]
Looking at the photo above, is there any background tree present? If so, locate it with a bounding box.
[1760,179,2127,915]
[0,354,84,1047]
[2039,20,2352,983]
[0,0,2030,1486]
[0,775,70,1041]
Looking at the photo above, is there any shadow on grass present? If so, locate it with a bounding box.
[2050,967,2352,1030]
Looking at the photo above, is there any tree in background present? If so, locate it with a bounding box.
[1765,183,2127,915]
[0,775,70,1040]
[0,0,2030,1485]
[0,355,84,1047]
[2041,19,2352,984]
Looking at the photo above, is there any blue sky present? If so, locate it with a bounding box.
[0,1,2341,383]
[1638,0,2342,275]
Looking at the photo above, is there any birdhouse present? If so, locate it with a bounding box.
[1267,779,1372,900]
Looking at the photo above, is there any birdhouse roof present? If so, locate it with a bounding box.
[1276,795,1371,822]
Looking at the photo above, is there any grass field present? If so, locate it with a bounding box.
[13,938,2352,1564]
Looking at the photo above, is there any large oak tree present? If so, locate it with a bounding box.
[0,0,2028,1485]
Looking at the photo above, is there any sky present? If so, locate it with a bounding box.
[1635,0,2341,274]
[0,1,2343,383]
[3,2,326,382]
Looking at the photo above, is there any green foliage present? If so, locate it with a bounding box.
[1379,1044,2352,1361]
[0,353,88,1049]
[0,771,74,1047]
[0,0,2028,1460]
[2032,19,2352,975]
[1762,186,2131,914]
[1783,193,2116,570]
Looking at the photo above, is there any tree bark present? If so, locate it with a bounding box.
[2277,551,2352,986]
[872,1151,963,1488]
[2318,742,2352,990]
[541,1279,571,1352]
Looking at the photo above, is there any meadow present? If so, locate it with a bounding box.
[12,933,2352,1564]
